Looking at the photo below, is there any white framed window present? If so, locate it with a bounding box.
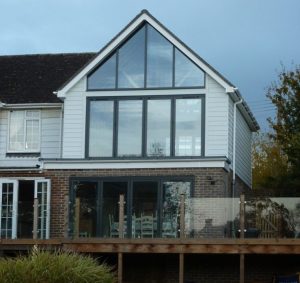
[8,110,41,152]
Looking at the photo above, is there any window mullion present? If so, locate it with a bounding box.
[113,100,119,157]
[142,98,147,157]
[171,98,175,157]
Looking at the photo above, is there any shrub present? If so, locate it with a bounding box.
[0,246,116,283]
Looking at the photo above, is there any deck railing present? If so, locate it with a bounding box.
[65,193,300,240]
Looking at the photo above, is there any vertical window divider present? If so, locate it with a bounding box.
[97,180,102,237]
[171,98,176,156]
[172,46,175,88]
[113,100,119,157]
[85,99,91,158]
[115,50,119,89]
[144,24,148,88]
[142,98,147,157]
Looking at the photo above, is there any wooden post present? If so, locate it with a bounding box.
[64,194,69,238]
[240,194,245,238]
[119,194,125,238]
[180,194,185,239]
[74,198,80,238]
[239,194,245,283]
[33,198,38,240]
[240,254,245,283]
[118,252,123,283]
[179,253,184,283]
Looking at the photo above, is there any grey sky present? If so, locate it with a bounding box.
[1,0,299,131]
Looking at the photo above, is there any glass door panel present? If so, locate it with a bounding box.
[132,181,158,238]
[34,180,50,239]
[0,180,18,239]
[162,181,191,238]
[102,182,127,238]
[73,182,98,237]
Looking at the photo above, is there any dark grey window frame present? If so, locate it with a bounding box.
[69,175,194,238]
[86,22,206,91]
[86,94,205,159]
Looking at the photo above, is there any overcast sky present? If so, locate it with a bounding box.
[1,0,299,131]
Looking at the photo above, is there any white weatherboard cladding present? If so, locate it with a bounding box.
[62,78,86,158]
[205,75,228,157]
[235,108,252,187]
[0,108,62,166]
[40,109,62,158]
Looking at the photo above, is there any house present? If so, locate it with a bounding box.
[1,10,299,283]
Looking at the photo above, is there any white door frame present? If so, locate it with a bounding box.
[0,179,19,239]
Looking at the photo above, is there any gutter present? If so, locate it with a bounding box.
[1,103,63,109]
[232,98,243,196]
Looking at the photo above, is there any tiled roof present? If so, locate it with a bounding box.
[0,53,96,104]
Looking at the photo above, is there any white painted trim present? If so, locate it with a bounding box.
[0,179,18,239]
[3,103,63,109]
[42,159,227,170]
[57,12,234,97]
[34,179,51,239]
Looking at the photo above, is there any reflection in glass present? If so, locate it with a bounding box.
[118,26,145,88]
[132,181,158,238]
[118,100,142,157]
[73,182,97,237]
[175,48,205,87]
[89,101,114,157]
[1,183,14,238]
[102,182,127,238]
[175,98,201,156]
[162,181,191,238]
[87,54,116,89]
[147,100,171,156]
[147,25,173,87]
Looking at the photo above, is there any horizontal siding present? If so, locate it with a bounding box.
[205,75,228,157]
[235,108,252,187]
[41,109,62,158]
[62,91,86,158]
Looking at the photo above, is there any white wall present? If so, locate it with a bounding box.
[0,108,62,167]
[235,108,252,187]
[62,78,86,158]
[205,75,229,157]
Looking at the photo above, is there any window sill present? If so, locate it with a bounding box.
[6,152,41,158]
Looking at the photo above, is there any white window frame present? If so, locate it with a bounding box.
[34,179,51,239]
[7,110,41,153]
[0,179,19,239]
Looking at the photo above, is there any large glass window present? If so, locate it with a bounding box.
[87,23,205,90]
[89,101,114,157]
[146,25,173,87]
[175,98,202,156]
[118,26,145,88]
[147,99,171,157]
[118,100,143,157]
[88,96,203,158]
[8,110,40,152]
[175,49,205,87]
[88,54,116,89]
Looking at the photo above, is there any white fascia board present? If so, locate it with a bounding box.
[57,13,234,97]
[3,103,63,109]
[42,159,228,170]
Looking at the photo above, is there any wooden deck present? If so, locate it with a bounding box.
[1,238,300,254]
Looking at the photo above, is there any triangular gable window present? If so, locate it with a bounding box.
[87,23,205,90]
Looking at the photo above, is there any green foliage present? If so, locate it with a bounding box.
[267,65,300,177]
[0,247,116,283]
[252,132,289,190]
